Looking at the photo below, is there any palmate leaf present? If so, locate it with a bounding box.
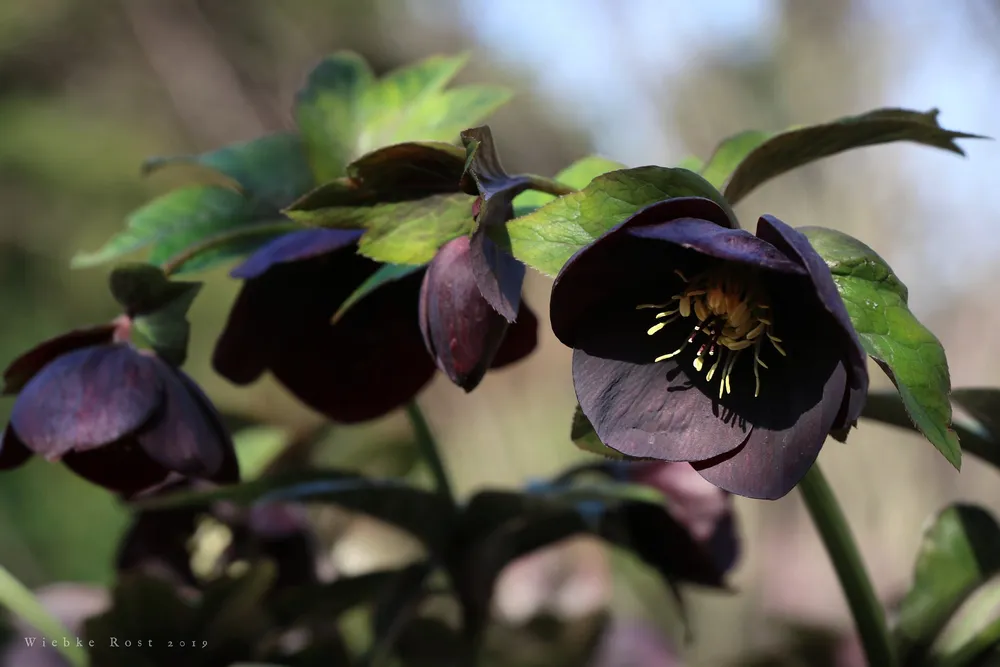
[295,52,511,182]
[74,52,510,276]
[801,227,960,468]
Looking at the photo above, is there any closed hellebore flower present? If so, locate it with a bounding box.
[213,226,537,423]
[0,319,238,496]
[550,197,868,499]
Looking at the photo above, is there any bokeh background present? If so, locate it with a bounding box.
[2,0,1000,664]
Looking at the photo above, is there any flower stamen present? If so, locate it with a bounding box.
[642,264,787,398]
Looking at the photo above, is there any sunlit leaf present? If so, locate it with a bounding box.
[498,167,736,277]
[802,226,959,468]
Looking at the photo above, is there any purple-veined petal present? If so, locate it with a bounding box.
[693,356,848,500]
[572,305,752,462]
[626,220,806,275]
[419,235,511,391]
[469,212,525,322]
[230,228,365,280]
[136,359,225,479]
[2,324,117,395]
[11,345,163,459]
[755,215,869,428]
[176,372,240,484]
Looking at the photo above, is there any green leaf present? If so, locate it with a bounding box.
[108,263,202,316]
[108,264,202,366]
[287,192,476,264]
[699,130,772,190]
[896,504,1000,663]
[0,564,88,667]
[801,226,960,468]
[707,108,985,205]
[861,389,1000,472]
[72,186,283,274]
[570,404,627,460]
[332,263,425,324]
[294,52,510,182]
[133,469,458,555]
[511,155,627,217]
[498,166,736,277]
[142,132,314,210]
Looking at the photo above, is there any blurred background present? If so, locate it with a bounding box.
[2,0,1000,664]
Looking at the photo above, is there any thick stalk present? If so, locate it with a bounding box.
[799,463,896,667]
[405,402,455,504]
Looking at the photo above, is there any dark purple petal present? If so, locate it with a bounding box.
[176,373,240,484]
[551,198,755,349]
[230,228,365,280]
[694,357,848,500]
[630,462,739,574]
[419,235,511,391]
[2,324,117,395]
[572,305,752,461]
[469,224,525,322]
[213,235,377,387]
[62,438,172,497]
[135,358,226,479]
[11,345,163,459]
[491,300,539,369]
[755,215,869,428]
[268,267,435,423]
[626,220,807,275]
[0,426,32,470]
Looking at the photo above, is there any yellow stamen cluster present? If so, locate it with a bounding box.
[637,267,786,398]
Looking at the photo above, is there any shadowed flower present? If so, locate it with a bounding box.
[118,479,318,590]
[625,461,739,574]
[0,320,238,496]
[550,197,868,499]
[213,226,537,423]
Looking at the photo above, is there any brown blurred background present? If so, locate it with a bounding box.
[2,0,1000,664]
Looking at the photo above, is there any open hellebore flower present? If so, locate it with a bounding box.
[550,197,868,499]
[0,320,239,496]
[213,226,537,423]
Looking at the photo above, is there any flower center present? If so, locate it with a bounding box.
[636,266,786,398]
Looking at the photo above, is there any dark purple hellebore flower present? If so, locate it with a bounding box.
[213,227,537,423]
[550,197,868,500]
[0,321,239,497]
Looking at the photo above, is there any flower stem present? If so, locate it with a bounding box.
[405,402,455,504]
[0,564,89,667]
[799,463,896,667]
[523,174,577,198]
[159,220,303,277]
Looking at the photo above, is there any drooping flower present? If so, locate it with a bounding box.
[213,225,537,423]
[0,320,239,497]
[550,197,868,499]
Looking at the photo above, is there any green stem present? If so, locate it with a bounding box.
[799,464,896,667]
[405,402,455,503]
[0,564,89,667]
[159,220,303,277]
[523,174,577,198]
